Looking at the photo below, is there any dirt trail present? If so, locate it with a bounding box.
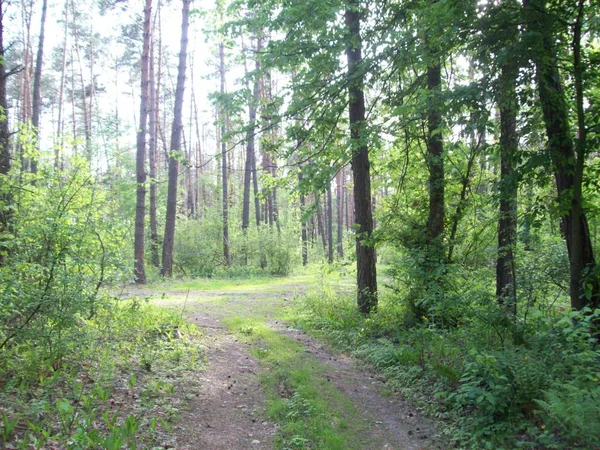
[131,281,440,450]
[175,311,276,450]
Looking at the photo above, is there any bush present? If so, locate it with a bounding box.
[0,162,129,364]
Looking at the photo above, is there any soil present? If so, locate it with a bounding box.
[123,282,441,450]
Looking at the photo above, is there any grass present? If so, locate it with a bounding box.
[222,316,380,450]
[0,298,205,449]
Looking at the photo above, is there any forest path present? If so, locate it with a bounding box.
[131,275,439,449]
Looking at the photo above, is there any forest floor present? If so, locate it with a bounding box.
[124,275,441,450]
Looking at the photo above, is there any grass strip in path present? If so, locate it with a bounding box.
[222,316,390,450]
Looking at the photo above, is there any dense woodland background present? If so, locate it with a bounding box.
[0,0,600,448]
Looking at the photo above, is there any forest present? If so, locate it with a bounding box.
[0,0,599,448]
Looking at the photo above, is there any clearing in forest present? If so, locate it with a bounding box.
[127,275,441,450]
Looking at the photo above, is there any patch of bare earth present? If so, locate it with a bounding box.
[174,311,276,450]
[270,322,443,450]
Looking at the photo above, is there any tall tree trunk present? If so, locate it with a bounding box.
[219,41,231,266]
[55,0,68,169]
[133,0,152,284]
[327,182,334,263]
[496,63,519,314]
[316,194,327,254]
[30,0,48,175]
[299,170,308,266]
[524,0,599,311]
[161,0,190,277]
[0,0,11,265]
[0,0,10,177]
[336,169,344,258]
[148,28,160,268]
[426,63,444,243]
[242,37,261,231]
[345,3,377,313]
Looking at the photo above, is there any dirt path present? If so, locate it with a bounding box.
[131,281,440,449]
[175,311,276,450]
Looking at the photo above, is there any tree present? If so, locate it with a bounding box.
[30,0,48,176]
[161,0,191,277]
[524,0,599,311]
[133,0,152,284]
[219,39,231,266]
[345,1,377,313]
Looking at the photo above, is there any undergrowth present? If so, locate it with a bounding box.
[0,297,204,449]
[290,287,600,449]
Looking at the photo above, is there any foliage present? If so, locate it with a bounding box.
[0,160,129,358]
[291,284,600,449]
[0,298,204,448]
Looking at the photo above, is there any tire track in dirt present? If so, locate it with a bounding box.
[174,311,277,450]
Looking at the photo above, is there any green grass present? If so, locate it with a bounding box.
[221,316,381,450]
[0,298,205,449]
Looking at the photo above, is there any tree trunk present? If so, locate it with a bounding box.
[30,0,48,176]
[524,0,599,311]
[242,38,261,230]
[426,63,444,242]
[299,170,308,266]
[336,169,344,258]
[148,28,160,268]
[219,41,231,266]
[496,63,519,314]
[316,195,327,254]
[161,0,190,277]
[0,0,10,177]
[55,0,69,169]
[327,182,334,263]
[133,0,152,284]
[345,3,377,313]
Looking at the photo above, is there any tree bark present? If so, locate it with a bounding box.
[30,0,47,176]
[219,41,231,266]
[524,0,598,311]
[496,63,519,314]
[345,3,377,313]
[426,63,444,242]
[55,0,69,169]
[299,170,308,266]
[336,169,344,258]
[133,0,152,284]
[327,182,334,263]
[148,27,160,268]
[242,38,261,231]
[161,0,190,277]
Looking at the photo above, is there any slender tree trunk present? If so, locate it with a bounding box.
[336,169,344,258]
[219,41,231,266]
[316,195,327,254]
[148,29,160,268]
[55,0,68,169]
[30,0,47,175]
[299,170,308,266]
[161,0,190,277]
[0,0,10,178]
[524,0,598,311]
[0,0,11,265]
[345,3,377,313]
[133,0,152,284]
[242,38,261,230]
[327,182,334,263]
[447,142,478,263]
[496,63,519,314]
